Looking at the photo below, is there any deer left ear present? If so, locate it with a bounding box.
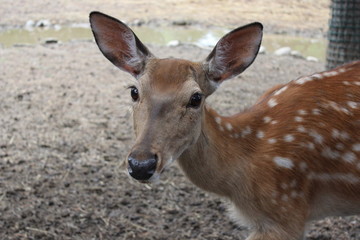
[204,22,263,83]
[89,11,153,78]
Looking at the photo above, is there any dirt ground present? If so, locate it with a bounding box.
[1,1,360,240]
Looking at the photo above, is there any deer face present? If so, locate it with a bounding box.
[89,11,262,182]
[127,59,205,182]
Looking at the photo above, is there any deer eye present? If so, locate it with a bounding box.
[187,92,202,108]
[130,86,139,101]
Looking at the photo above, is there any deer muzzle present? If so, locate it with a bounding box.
[127,150,158,181]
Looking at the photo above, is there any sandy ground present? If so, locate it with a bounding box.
[1,0,329,37]
[1,1,360,240]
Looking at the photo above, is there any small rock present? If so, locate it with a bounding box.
[306,56,319,62]
[54,24,62,31]
[36,19,51,28]
[172,20,190,26]
[132,19,144,26]
[43,38,58,44]
[24,20,35,30]
[290,50,304,59]
[274,47,291,56]
[259,45,266,54]
[167,40,180,47]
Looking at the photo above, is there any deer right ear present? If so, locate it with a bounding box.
[204,22,263,84]
[89,11,153,78]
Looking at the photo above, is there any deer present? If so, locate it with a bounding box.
[89,11,360,240]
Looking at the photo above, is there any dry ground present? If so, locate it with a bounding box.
[1,1,360,240]
[1,0,329,36]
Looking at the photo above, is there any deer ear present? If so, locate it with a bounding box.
[89,11,153,78]
[205,22,263,83]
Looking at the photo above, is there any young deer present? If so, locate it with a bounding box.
[90,11,360,240]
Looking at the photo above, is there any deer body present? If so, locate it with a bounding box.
[90,11,360,240]
[179,62,360,239]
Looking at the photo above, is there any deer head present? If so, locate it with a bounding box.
[89,11,263,182]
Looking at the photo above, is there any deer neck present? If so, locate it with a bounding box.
[177,105,259,197]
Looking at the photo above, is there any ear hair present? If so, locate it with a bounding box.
[204,22,263,84]
[89,11,153,78]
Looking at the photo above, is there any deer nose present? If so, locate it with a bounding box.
[127,152,158,181]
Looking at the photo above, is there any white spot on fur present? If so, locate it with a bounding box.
[299,142,315,150]
[273,157,294,169]
[297,125,306,133]
[271,120,278,125]
[241,126,252,138]
[312,73,323,79]
[295,76,312,85]
[321,147,340,160]
[268,138,277,144]
[322,71,338,77]
[332,129,340,138]
[300,142,315,150]
[219,126,224,132]
[335,143,345,150]
[225,122,233,131]
[284,134,295,142]
[274,86,288,96]
[338,68,347,73]
[290,191,298,198]
[268,98,278,108]
[281,183,288,190]
[347,101,357,109]
[257,131,265,139]
[297,109,307,115]
[294,116,303,122]
[340,107,351,115]
[343,81,350,86]
[309,130,323,144]
[263,116,272,123]
[215,116,222,125]
[342,151,356,163]
[312,108,321,115]
[281,194,289,202]
[308,142,315,150]
[352,143,360,152]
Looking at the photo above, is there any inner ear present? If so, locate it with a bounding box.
[89,11,153,78]
[205,22,263,83]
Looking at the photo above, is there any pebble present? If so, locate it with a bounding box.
[24,20,35,30]
[43,38,59,44]
[306,56,319,62]
[274,47,291,56]
[290,50,304,59]
[36,19,51,28]
[167,40,180,47]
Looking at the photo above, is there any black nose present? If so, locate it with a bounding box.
[127,152,158,181]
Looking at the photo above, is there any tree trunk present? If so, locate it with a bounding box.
[326,0,360,69]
